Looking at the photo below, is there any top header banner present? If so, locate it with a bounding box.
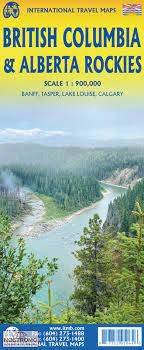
[0,0,143,98]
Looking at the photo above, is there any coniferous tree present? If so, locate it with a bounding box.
[71,214,111,315]
[0,211,58,323]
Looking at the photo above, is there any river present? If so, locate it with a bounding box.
[24,183,126,308]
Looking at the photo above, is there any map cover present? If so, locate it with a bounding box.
[0,0,144,349]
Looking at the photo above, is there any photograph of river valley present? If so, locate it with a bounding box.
[1,143,144,324]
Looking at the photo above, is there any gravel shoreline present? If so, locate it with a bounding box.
[13,189,110,238]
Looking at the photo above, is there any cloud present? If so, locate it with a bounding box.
[0,128,71,142]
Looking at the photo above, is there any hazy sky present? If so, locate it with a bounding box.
[0,99,143,145]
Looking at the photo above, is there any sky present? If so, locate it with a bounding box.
[0,98,143,146]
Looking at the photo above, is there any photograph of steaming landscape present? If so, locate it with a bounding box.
[1,100,144,324]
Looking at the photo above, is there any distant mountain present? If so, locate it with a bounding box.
[28,137,144,148]
[1,132,144,148]
[0,143,144,179]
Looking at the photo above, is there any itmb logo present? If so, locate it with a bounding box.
[3,2,20,18]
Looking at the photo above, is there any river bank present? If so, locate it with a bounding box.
[100,180,128,189]
[13,187,110,238]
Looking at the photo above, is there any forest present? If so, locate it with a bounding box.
[0,144,144,219]
[1,144,144,324]
[0,166,101,215]
[105,179,144,233]
[0,170,29,218]
[0,143,144,180]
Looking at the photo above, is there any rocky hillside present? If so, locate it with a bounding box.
[105,166,141,187]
